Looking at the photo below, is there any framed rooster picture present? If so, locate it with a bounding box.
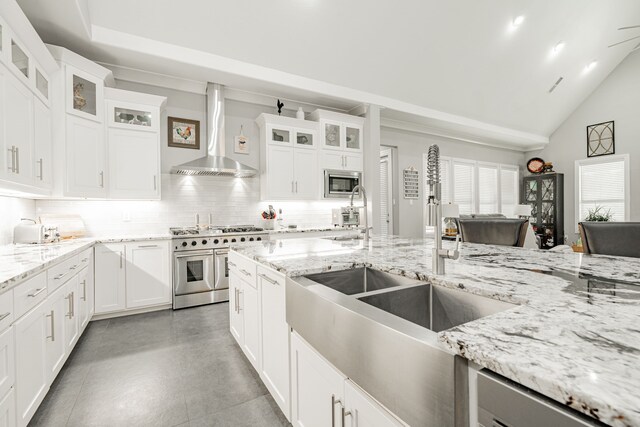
[168,117,200,150]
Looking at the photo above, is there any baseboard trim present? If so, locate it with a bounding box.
[90,303,172,321]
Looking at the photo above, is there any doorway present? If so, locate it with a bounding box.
[379,148,394,235]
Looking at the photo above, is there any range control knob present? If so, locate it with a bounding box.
[249,237,254,241]
[181,242,188,247]
[191,241,197,246]
[214,239,219,244]
[223,239,228,244]
[240,237,246,242]
[202,239,208,245]
[256,237,262,241]
[231,238,237,243]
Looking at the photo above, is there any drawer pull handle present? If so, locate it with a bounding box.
[82,280,87,301]
[239,269,252,277]
[70,265,78,270]
[54,273,65,280]
[228,261,237,267]
[138,245,158,248]
[81,258,89,262]
[28,288,46,297]
[46,310,55,341]
[258,273,279,285]
[0,312,10,322]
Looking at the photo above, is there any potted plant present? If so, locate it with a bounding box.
[573,206,613,252]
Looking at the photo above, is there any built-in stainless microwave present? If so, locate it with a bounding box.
[324,170,362,198]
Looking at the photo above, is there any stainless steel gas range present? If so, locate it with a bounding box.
[170,225,268,309]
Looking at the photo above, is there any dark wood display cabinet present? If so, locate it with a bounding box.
[522,173,564,249]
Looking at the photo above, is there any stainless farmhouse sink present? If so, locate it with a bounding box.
[358,283,515,333]
[303,267,413,295]
[288,268,517,427]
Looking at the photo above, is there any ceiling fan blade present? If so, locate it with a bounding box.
[608,35,640,48]
[618,25,640,30]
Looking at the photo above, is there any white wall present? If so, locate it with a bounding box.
[381,127,526,238]
[526,51,640,242]
[0,196,36,245]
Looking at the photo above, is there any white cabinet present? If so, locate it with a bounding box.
[0,327,15,403]
[33,98,52,188]
[343,380,405,427]
[95,241,171,316]
[3,69,33,185]
[14,301,48,427]
[258,266,290,419]
[77,260,94,331]
[291,333,344,427]
[229,272,244,344]
[310,110,364,153]
[44,285,66,382]
[242,278,260,370]
[94,243,126,314]
[320,151,364,172]
[125,241,171,308]
[63,277,79,352]
[0,387,15,427]
[105,89,165,200]
[65,115,106,197]
[108,129,159,199]
[291,332,405,427]
[257,113,320,200]
[265,145,295,199]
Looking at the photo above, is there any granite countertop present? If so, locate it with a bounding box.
[267,225,362,234]
[0,234,172,291]
[232,236,640,427]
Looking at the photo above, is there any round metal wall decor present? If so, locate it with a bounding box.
[586,121,615,157]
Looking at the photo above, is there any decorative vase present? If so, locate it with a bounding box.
[296,107,305,120]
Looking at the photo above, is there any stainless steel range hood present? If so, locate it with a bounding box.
[171,83,257,177]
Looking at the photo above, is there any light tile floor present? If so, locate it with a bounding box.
[29,304,289,427]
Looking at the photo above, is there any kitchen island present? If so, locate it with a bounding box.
[231,235,640,427]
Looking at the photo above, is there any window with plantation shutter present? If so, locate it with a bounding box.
[453,161,475,215]
[576,155,629,226]
[478,164,499,213]
[500,166,519,217]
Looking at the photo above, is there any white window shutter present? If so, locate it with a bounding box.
[453,161,475,215]
[500,167,519,216]
[478,164,499,214]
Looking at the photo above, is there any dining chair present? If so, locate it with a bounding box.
[578,222,640,258]
[458,218,529,247]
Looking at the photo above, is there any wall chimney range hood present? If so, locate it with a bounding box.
[171,83,257,177]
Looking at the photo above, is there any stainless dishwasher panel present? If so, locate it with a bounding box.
[477,370,601,427]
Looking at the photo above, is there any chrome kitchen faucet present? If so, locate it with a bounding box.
[425,144,460,274]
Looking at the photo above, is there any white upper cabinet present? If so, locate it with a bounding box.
[3,69,33,186]
[66,66,103,122]
[257,113,320,200]
[65,115,106,198]
[310,109,364,153]
[105,88,165,200]
[33,97,52,188]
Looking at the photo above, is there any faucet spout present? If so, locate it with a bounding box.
[351,185,370,244]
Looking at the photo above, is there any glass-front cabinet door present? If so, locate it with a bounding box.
[345,125,362,151]
[11,40,28,78]
[269,127,291,145]
[66,66,104,122]
[108,101,156,131]
[294,129,316,149]
[35,69,48,101]
[322,122,341,149]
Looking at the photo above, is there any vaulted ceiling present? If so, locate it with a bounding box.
[17,0,640,150]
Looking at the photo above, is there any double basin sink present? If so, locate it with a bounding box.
[286,267,516,427]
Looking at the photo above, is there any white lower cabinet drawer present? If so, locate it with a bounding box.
[229,252,257,288]
[13,273,47,320]
[0,327,15,402]
[46,255,80,293]
[0,291,13,333]
[0,387,15,427]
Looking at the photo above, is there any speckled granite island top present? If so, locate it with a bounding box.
[231,236,640,427]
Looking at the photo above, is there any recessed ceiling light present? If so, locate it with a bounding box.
[552,41,565,55]
[512,15,525,27]
[584,61,598,73]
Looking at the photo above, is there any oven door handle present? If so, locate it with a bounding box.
[175,250,215,259]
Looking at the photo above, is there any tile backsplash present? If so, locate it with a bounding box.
[0,196,36,245]
[35,175,347,237]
